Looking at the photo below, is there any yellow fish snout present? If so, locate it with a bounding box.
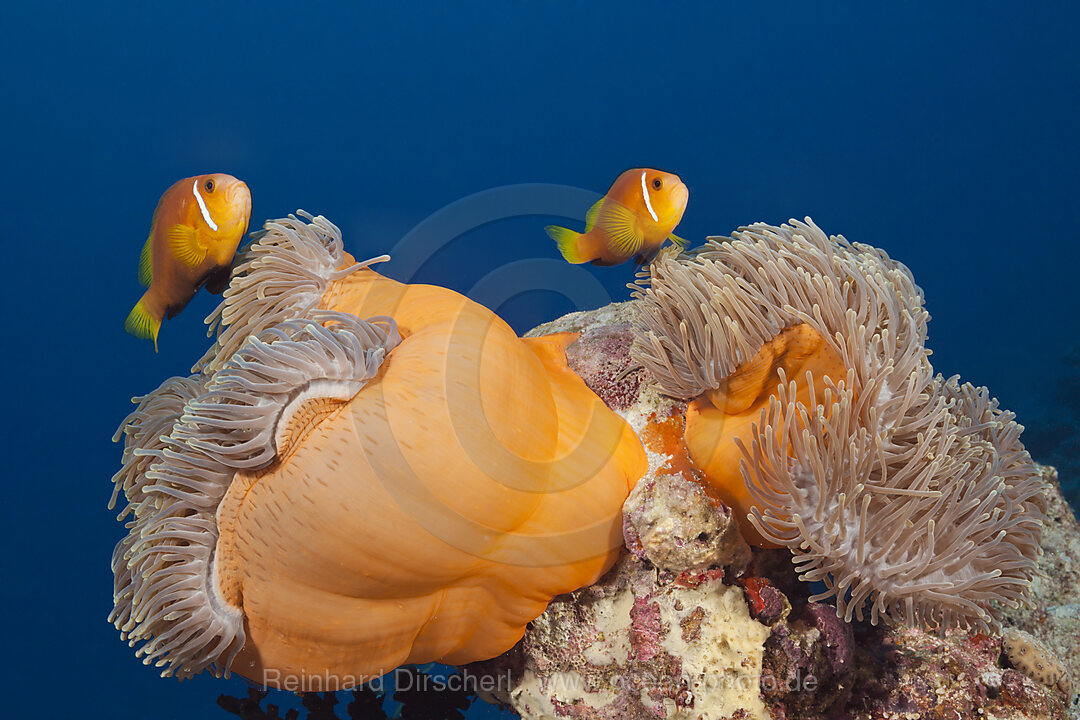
[225,178,251,205]
[671,179,689,211]
[665,179,689,224]
[207,176,252,236]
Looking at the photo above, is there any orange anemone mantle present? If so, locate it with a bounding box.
[214,260,647,688]
[682,323,846,547]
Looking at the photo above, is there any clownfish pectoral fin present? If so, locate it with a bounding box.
[138,235,153,287]
[124,299,161,352]
[546,225,588,264]
[166,224,207,267]
[668,232,688,249]
[596,201,642,258]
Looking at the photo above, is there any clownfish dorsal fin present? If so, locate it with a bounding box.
[138,234,153,287]
[167,224,207,267]
[596,200,642,257]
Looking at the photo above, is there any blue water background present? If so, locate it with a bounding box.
[1,2,1077,718]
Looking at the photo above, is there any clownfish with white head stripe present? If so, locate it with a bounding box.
[546,168,688,266]
[125,174,252,351]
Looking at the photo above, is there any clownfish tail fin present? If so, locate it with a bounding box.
[125,296,162,352]
[546,225,586,264]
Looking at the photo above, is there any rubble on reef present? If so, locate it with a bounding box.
[469,550,774,720]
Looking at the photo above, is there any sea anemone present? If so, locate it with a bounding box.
[110,213,646,688]
[631,218,1047,631]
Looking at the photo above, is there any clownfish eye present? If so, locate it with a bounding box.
[652,177,663,191]
[204,178,215,193]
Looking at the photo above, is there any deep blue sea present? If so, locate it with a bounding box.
[2,3,1077,718]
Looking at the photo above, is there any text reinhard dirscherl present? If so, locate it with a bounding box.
[262,668,513,694]
[261,666,820,696]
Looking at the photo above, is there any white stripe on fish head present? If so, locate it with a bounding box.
[640,170,659,223]
[192,179,219,232]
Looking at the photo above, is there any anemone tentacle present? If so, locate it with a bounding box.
[631,218,1046,631]
[195,211,390,374]
[110,310,400,678]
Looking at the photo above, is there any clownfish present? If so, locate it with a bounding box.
[546,168,689,266]
[125,174,252,351]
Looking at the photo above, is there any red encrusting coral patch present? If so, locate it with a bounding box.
[672,568,725,589]
[736,576,787,626]
[629,597,664,664]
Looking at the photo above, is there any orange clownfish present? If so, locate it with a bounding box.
[125,174,252,351]
[546,168,689,266]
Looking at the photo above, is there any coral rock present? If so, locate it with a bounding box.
[624,472,751,576]
[484,555,772,720]
[735,577,788,627]
[564,323,645,410]
[836,624,1071,720]
[1002,627,1072,696]
[760,602,853,718]
[1001,465,1080,715]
